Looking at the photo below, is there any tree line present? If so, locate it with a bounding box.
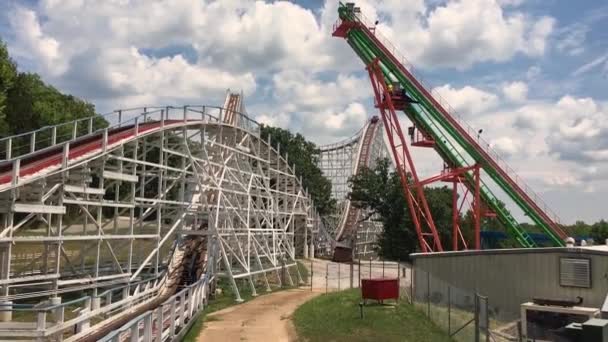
[348,158,608,260]
[0,39,104,140]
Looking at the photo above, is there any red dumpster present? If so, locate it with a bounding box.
[361,278,399,304]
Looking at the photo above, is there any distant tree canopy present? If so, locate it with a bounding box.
[0,39,104,137]
[349,158,608,259]
[260,125,335,216]
[349,158,516,259]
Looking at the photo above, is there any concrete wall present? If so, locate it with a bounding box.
[412,247,608,320]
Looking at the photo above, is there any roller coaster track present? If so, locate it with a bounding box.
[0,100,317,340]
[334,2,567,250]
[318,116,388,258]
[222,90,244,126]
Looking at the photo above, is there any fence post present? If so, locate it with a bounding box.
[485,297,490,342]
[410,266,414,305]
[427,271,430,317]
[448,286,451,335]
[474,294,480,342]
[310,258,313,291]
[382,259,385,277]
[30,132,36,153]
[358,258,361,287]
[155,306,163,342]
[51,127,57,145]
[369,258,372,278]
[102,128,108,152]
[281,259,285,288]
[169,299,176,338]
[130,323,139,342]
[350,260,354,289]
[143,313,152,341]
[325,263,328,293]
[338,263,341,290]
[62,143,70,168]
[6,138,11,159]
[72,121,77,140]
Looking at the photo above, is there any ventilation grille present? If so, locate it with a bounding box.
[560,258,591,288]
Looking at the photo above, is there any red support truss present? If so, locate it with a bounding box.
[366,59,443,252]
[419,164,482,250]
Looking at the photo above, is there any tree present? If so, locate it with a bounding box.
[348,158,455,260]
[0,38,106,142]
[260,125,335,216]
[590,220,608,244]
[0,40,17,135]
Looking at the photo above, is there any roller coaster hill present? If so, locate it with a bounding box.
[332,2,569,253]
[0,94,322,341]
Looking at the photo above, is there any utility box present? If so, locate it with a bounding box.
[583,318,608,342]
[361,278,399,304]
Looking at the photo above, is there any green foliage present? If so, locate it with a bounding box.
[348,157,608,253]
[0,40,17,135]
[0,38,106,138]
[348,158,457,260]
[260,125,335,215]
[590,220,608,244]
[293,288,453,342]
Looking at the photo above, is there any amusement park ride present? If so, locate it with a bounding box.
[0,2,570,340]
[332,2,567,252]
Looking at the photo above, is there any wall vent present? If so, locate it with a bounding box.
[560,258,591,288]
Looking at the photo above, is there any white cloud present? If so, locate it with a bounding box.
[525,16,555,56]
[6,0,557,107]
[8,7,66,75]
[502,81,528,102]
[572,52,608,76]
[556,23,589,56]
[384,0,555,69]
[497,0,525,6]
[432,84,498,116]
[271,70,370,112]
[490,136,523,156]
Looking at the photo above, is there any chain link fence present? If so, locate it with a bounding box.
[305,259,411,299]
[412,268,518,342]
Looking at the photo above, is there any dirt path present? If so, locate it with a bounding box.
[196,288,321,342]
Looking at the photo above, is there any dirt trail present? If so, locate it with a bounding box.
[196,288,321,342]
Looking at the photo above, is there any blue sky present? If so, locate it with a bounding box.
[1,0,607,224]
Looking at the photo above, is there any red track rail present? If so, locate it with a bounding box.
[0,120,190,185]
[224,95,238,125]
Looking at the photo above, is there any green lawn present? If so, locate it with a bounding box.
[294,289,454,342]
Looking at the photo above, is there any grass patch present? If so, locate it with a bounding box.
[294,288,454,342]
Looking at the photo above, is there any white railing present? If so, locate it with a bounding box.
[0,275,164,340]
[99,274,212,342]
[340,10,562,226]
[0,105,261,162]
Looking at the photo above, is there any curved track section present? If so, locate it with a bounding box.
[318,116,387,258]
[222,91,245,126]
[0,105,315,341]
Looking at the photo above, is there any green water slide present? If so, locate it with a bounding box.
[335,3,566,247]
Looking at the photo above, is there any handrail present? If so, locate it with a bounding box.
[0,104,262,162]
